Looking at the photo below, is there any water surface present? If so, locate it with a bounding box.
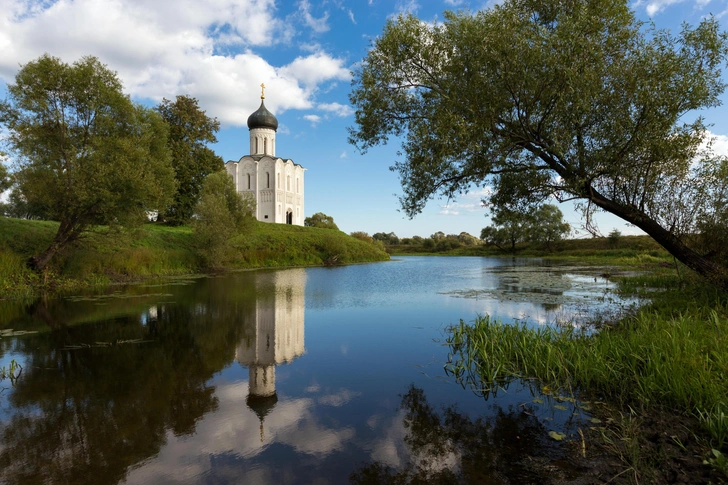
[0,256,629,484]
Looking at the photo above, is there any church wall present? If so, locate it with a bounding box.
[225,157,305,226]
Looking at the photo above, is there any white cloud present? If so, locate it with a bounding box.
[348,9,356,24]
[304,114,322,125]
[298,0,329,33]
[395,0,420,14]
[634,0,712,16]
[705,132,728,157]
[279,53,350,87]
[0,0,348,128]
[318,388,361,407]
[318,102,355,117]
[340,151,348,159]
[123,379,359,483]
[437,188,489,216]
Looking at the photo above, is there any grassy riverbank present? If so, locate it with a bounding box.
[446,275,728,483]
[0,217,389,299]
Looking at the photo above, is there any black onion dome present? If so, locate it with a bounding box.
[246,393,278,421]
[247,100,278,131]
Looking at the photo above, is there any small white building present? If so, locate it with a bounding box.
[226,90,305,225]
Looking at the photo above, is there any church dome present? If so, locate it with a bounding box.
[247,99,278,131]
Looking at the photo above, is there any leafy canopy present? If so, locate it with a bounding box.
[156,95,223,224]
[192,170,255,267]
[349,0,728,286]
[481,204,570,252]
[304,212,339,230]
[0,54,176,271]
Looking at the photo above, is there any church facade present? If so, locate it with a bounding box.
[225,89,305,225]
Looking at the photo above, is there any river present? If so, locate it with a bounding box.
[0,256,632,484]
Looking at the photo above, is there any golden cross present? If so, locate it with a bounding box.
[260,83,265,99]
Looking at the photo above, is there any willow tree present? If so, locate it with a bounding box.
[0,55,176,272]
[349,0,728,287]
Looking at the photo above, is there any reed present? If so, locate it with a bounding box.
[446,301,728,450]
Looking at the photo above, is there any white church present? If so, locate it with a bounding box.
[225,86,305,225]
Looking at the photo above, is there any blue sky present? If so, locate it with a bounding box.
[2,0,728,238]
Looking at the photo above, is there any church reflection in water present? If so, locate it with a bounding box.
[234,268,306,440]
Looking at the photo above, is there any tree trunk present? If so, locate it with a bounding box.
[588,188,728,290]
[27,220,82,273]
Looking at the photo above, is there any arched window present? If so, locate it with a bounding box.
[255,138,259,154]
[264,138,267,154]
[247,174,251,190]
[266,172,270,188]
[296,177,299,193]
[277,173,280,188]
[287,175,290,191]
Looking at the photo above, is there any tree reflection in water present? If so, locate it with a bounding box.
[351,385,587,485]
[0,275,260,485]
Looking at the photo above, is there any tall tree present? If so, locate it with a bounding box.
[349,0,728,287]
[530,204,571,250]
[480,207,534,252]
[156,95,223,224]
[0,54,175,272]
[192,170,255,267]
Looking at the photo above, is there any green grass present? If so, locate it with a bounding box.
[0,217,389,298]
[445,275,728,467]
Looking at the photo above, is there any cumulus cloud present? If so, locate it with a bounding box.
[304,114,322,125]
[318,102,355,117]
[123,379,358,483]
[298,0,330,33]
[0,0,349,128]
[279,53,350,87]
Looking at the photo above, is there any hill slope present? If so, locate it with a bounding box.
[0,217,389,298]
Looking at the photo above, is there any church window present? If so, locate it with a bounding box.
[255,138,259,154]
[264,138,267,154]
[277,173,280,188]
[287,175,291,191]
[266,172,270,188]
[247,174,251,190]
[296,177,299,193]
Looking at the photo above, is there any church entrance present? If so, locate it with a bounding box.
[286,211,293,224]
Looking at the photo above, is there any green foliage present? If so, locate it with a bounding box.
[446,291,728,450]
[530,204,571,249]
[0,54,176,272]
[0,216,390,298]
[480,207,534,252]
[156,95,223,224]
[349,0,728,286]
[608,229,623,248]
[304,212,339,230]
[349,231,374,243]
[192,171,255,267]
[0,162,10,193]
[481,204,570,252]
[372,231,399,244]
